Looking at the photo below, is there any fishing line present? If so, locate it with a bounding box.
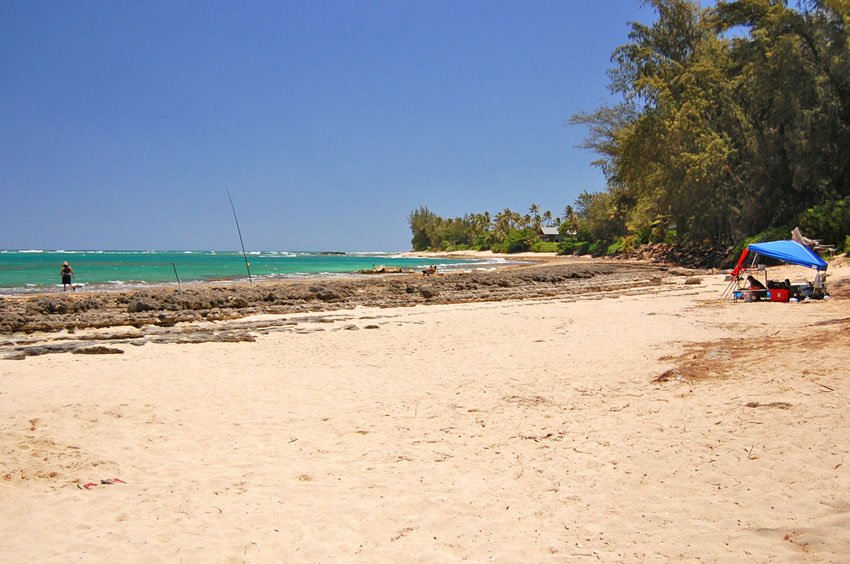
[226,187,253,283]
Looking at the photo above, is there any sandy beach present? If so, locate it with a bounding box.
[1,258,849,562]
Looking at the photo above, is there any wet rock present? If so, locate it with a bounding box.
[419,287,438,299]
[26,298,71,315]
[10,343,77,358]
[127,298,159,313]
[225,296,250,308]
[668,267,695,277]
[157,313,177,327]
[0,314,27,333]
[72,346,124,355]
[315,290,341,302]
[150,331,256,344]
[0,261,672,338]
[74,297,108,311]
[211,333,256,343]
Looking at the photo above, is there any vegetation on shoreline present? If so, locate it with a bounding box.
[410,0,850,263]
[408,205,562,254]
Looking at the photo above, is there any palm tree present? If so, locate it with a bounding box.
[528,203,541,230]
[494,208,513,238]
[511,210,523,230]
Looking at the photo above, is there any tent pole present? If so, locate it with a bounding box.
[721,277,739,300]
[722,252,761,301]
[722,265,746,301]
[750,253,766,286]
[749,253,759,270]
[724,247,750,300]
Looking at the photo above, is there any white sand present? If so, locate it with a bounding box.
[1,267,849,561]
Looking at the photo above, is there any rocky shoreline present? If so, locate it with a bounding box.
[0,259,694,337]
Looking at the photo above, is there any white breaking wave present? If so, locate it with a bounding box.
[347,251,397,256]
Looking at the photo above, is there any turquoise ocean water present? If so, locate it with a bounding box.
[0,250,496,295]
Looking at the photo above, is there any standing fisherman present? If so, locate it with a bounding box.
[60,261,75,291]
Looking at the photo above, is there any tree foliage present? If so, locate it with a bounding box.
[408,205,557,252]
[573,0,850,248]
[410,0,850,257]
[799,196,850,250]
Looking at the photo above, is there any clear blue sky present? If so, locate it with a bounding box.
[1,0,656,252]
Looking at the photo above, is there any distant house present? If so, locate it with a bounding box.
[539,226,562,242]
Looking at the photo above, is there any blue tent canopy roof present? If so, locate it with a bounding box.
[747,240,828,271]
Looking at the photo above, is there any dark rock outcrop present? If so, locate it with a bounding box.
[0,261,672,335]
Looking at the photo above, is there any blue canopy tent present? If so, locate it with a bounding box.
[727,240,829,301]
[746,241,828,271]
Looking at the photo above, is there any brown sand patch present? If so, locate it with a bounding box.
[0,433,117,487]
[654,318,850,383]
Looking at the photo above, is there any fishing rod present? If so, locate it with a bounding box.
[171,262,182,289]
[226,187,253,283]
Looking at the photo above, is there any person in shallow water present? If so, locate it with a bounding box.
[60,261,75,291]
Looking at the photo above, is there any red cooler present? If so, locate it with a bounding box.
[769,289,790,302]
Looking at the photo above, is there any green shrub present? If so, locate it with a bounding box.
[502,235,530,253]
[490,228,536,253]
[473,232,494,250]
[531,241,560,253]
[800,197,850,248]
[607,235,638,256]
[622,235,638,254]
[845,235,850,254]
[557,240,576,255]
